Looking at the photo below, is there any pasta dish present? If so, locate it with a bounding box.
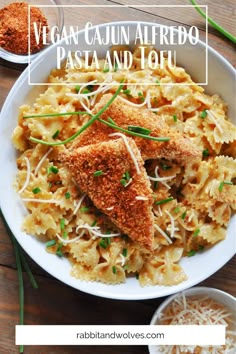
[12,46,236,286]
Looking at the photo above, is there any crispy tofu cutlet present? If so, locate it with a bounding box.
[61,137,154,250]
[71,94,201,164]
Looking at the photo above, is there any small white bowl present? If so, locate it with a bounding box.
[0,0,64,64]
[149,287,236,354]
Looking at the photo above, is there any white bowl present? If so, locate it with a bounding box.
[0,22,235,300]
[149,287,236,354]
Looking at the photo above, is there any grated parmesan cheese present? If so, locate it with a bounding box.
[136,196,149,201]
[73,193,86,215]
[154,224,173,244]
[149,166,176,189]
[34,148,53,176]
[109,133,141,174]
[206,110,223,134]
[22,198,61,204]
[165,210,175,239]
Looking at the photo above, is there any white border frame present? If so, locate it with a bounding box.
[28,5,208,86]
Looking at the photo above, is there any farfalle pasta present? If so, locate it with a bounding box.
[12,46,236,287]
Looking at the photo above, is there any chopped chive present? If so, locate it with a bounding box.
[193,228,200,237]
[94,170,103,177]
[56,243,63,257]
[123,89,132,96]
[63,231,68,239]
[24,111,89,119]
[128,125,151,135]
[200,109,207,118]
[75,85,81,92]
[47,166,59,174]
[187,250,196,257]
[32,187,41,194]
[174,207,180,213]
[29,83,124,146]
[52,130,60,139]
[181,211,187,220]
[91,220,97,227]
[112,265,117,274]
[219,181,233,192]
[99,118,170,142]
[60,218,65,230]
[99,238,110,249]
[65,192,71,199]
[153,181,159,190]
[122,248,128,257]
[103,67,110,73]
[106,237,111,245]
[46,239,56,247]
[114,63,118,72]
[120,179,127,186]
[155,197,174,205]
[160,163,172,170]
[123,264,129,270]
[202,148,209,158]
[173,114,178,122]
[81,89,90,94]
[156,79,160,85]
[123,171,130,181]
[136,272,139,279]
[80,207,90,212]
[138,91,143,97]
[108,117,116,125]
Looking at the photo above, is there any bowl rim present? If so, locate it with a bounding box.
[0,21,235,300]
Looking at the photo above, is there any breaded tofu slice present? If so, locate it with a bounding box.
[71,94,201,164]
[61,137,154,250]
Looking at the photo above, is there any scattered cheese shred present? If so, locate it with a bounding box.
[154,224,173,244]
[165,210,175,239]
[73,193,86,215]
[22,198,61,204]
[206,110,224,134]
[136,196,149,201]
[109,132,141,174]
[34,148,53,176]
[18,156,31,194]
[149,166,176,189]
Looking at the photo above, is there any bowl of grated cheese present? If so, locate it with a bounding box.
[149,287,236,354]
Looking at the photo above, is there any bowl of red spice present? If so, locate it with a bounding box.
[0,0,64,64]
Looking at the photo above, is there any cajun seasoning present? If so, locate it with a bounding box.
[0,2,48,55]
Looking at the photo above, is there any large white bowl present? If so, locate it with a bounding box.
[0,22,235,300]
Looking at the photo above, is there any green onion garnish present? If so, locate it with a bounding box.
[128,125,151,135]
[75,85,81,92]
[103,67,110,73]
[112,265,117,274]
[190,0,236,44]
[82,89,90,94]
[136,273,139,279]
[202,149,209,158]
[63,231,68,239]
[99,118,170,142]
[153,181,159,190]
[32,187,41,194]
[200,110,207,118]
[122,248,128,257]
[91,220,97,227]
[120,179,126,186]
[99,238,110,249]
[138,92,143,97]
[123,89,132,96]
[60,218,65,230]
[174,207,180,213]
[94,170,103,177]
[46,239,56,247]
[193,228,200,237]
[181,211,187,220]
[120,171,131,187]
[23,111,89,119]
[219,181,233,192]
[56,243,63,257]
[29,83,124,146]
[47,166,59,174]
[52,130,60,139]
[160,163,172,170]
[123,265,129,270]
[114,63,118,72]
[65,192,71,199]
[108,117,116,125]
[187,250,196,257]
[156,79,160,85]
[155,197,174,205]
[173,114,177,122]
[80,207,90,212]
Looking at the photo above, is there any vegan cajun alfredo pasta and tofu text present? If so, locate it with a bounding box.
[12,46,236,286]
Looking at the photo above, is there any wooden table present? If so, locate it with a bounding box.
[0,1,235,353]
